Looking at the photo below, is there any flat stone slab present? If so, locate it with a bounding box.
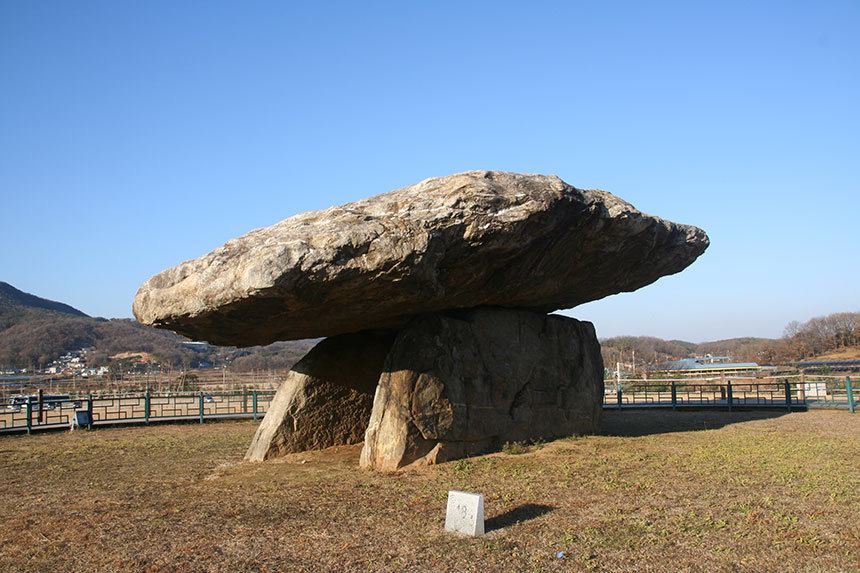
[445,490,485,537]
[134,171,708,346]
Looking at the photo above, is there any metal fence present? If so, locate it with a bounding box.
[603,375,857,412]
[2,375,856,436]
[0,390,276,434]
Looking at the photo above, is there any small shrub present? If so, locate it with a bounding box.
[502,441,530,455]
[452,459,473,475]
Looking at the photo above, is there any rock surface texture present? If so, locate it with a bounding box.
[133,171,708,347]
[245,332,395,461]
[359,308,603,471]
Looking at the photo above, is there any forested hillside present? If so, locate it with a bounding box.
[0,281,316,371]
[600,311,859,368]
[0,281,88,330]
[0,314,318,372]
[1,316,207,368]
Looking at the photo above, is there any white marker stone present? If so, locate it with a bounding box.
[445,490,485,537]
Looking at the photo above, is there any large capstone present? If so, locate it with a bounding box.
[133,171,708,347]
[359,308,603,471]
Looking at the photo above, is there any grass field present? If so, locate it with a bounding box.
[1,410,858,572]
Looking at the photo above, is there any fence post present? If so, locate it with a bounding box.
[199,391,204,424]
[38,388,44,424]
[87,394,93,430]
[847,377,855,414]
[26,400,32,435]
[253,390,258,422]
[671,381,677,411]
[727,380,733,412]
[145,391,150,425]
[784,380,792,412]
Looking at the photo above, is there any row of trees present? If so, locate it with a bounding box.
[738,312,859,364]
[780,312,859,360]
[600,311,859,368]
[229,340,317,371]
[599,336,696,370]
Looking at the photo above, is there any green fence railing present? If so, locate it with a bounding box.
[603,376,857,412]
[0,390,276,434]
[3,376,856,436]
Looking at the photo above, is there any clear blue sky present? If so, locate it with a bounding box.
[2,1,857,343]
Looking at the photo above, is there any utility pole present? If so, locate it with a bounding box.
[632,349,636,377]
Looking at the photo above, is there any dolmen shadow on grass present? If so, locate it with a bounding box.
[134,171,708,471]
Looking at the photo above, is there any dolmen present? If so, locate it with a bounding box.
[133,171,708,470]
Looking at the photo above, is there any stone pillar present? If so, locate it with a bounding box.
[360,308,604,471]
[245,332,395,461]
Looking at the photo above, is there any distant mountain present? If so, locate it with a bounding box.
[0,281,89,331]
[0,281,316,371]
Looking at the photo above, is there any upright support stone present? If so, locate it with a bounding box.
[245,332,395,461]
[360,308,603,471]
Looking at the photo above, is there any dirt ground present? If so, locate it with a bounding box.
[1,409,858,572]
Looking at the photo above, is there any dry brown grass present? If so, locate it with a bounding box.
[808,346,860,362]
[1,410,858,572]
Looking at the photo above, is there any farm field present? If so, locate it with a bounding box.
[0,410,858,572]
